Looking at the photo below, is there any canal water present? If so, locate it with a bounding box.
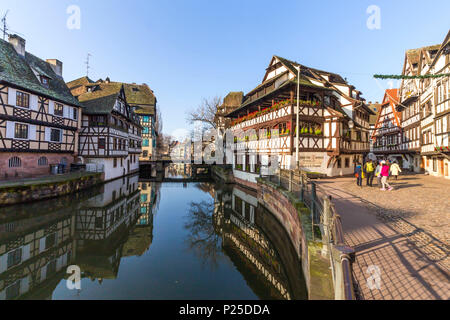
[0,165,307,300]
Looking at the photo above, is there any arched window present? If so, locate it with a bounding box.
[38,157,48,166]
[8,157,21,168]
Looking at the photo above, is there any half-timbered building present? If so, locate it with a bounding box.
[371,89,409,166]
[68,80,142,181]
[418,32,450,179]
[226,56,374,185]
[0,35,82,179]
[122,83,158,162]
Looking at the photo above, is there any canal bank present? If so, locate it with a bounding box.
[0,172,104,206]
[212,165,355,300]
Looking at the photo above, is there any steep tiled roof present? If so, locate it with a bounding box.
[67,76,94,90]
[0,38,80,106]
[368,103,381,126]
[275,55,347,84]
[223,92,244,107]
[383,89,399,107]
[77,82,123,114]
[122,83,156,106]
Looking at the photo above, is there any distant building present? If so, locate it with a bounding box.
[372,89,409,166]
[0,35,82,179]
[367,102,381,151]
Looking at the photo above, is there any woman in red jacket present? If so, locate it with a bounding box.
[380,161,393,191]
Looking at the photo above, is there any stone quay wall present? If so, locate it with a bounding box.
[0,172,104,206]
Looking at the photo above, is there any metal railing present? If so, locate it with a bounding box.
[262,169,356,300]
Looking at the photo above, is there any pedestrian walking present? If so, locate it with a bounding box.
[390,161,402,180]
[375,161,382,187]
[365,159,375,187]
[354,162,363,187]
[380,160,393,191]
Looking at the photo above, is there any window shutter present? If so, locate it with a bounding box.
[30,95,38,111]
[48,101,54,115]
[63,105,69,119]
[7,87,16,106]
[39,237,46,253]
[29,125,36,141]
[20,276,29,294]
[45,127,50,142]
[40,265,46,280]
[22,244,31,261]
[5,121,14,138]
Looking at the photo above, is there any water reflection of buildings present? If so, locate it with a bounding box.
[0,174,160,299]
[0,199,79,300]
[214,185,307,300]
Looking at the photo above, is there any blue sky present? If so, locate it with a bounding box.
[1,0,449,135]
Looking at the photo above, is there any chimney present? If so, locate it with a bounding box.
[46,59,63,77]
[8,34,26,57]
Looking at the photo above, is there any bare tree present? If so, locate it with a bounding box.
[187,96,223,131]
[155,104,163,135]
[184,199,223,269]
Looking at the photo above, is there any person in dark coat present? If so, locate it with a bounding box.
[354,162,363,187]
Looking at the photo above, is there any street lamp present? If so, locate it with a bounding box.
[348,120,354,129]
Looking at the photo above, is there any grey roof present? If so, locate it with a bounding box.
[77,82,123,115]
[0,38,80,107]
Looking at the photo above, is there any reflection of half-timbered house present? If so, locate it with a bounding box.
[227,56,374,185]
[0,35,81,179]
[0,208,75,300]
[75,175,141,280]
[220,185,306,300]
[372,89,409,166]
[67,80,142,181]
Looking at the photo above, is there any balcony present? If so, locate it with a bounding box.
[421,115,434,127]
[231,100,323,131]
[373,126,401,136]
[373,144,406,153]
[402,114,421,128]
[421,144,436,154]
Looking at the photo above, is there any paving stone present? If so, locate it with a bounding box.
[315,174,450,300]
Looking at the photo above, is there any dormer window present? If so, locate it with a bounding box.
[86,85,99,93]
[430,50,438,59]
[132,87,139,92]
[40,76,49,88]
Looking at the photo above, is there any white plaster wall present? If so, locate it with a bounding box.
[86,158,126,181]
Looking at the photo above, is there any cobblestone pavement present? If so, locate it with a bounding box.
[315,174,450,300]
